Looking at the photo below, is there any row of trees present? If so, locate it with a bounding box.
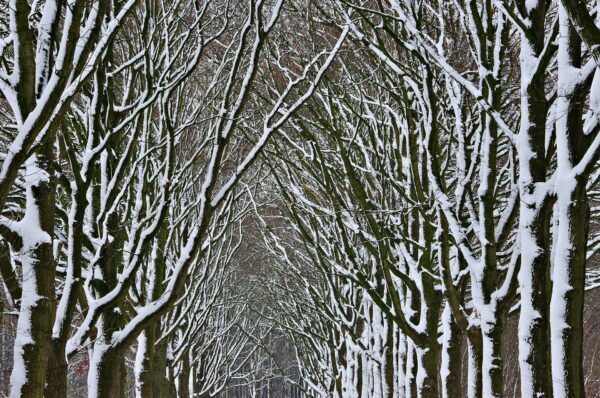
[256,0,600,397]
[2,0,600,397]
[0,1,346,397]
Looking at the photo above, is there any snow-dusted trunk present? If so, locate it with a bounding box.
[438,219,465,398]
[440,305,462,398]
[478,98,504,398]
[517,183,553,398]
[88,308,128,398]
[395,330,407,398]
[177,353,191,398]
[353,312,365,397]
[9,147,56,398]
[46,175,89,398]
[335,335,347,396]
[88,342,127,398]
[135,328,156,398]
[404,341,418,398]
[402,289,420,398]
[550,9,588,397]
[560,0,600,66]
[153,338,176,398]
[383,317,395,398]
[418,281,441,398]
[515,2,554,396]
[135,233,167,398]
[551,173,588,398]
[410,129,441,397]
[370,305,391,397]
[467,328,483,398]
[135,324,174,398]
[88,213,127,398]
[480,310,504,398]
[45,341,68,398]
[399,277,441,398]
[409,342,440,398]
[355,350,364,397]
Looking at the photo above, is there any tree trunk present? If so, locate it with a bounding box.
[153,339,176,398]
[88,345,127,398]
[135,328,156,398]
[356,350,363,397]
[516,1,554,396]
[45,341,69,398]
[481,312,504,398]
[418,277,441,398]
[550,8,587,398]
[9,146,56,398]
[167,359,178,398]
[88,211,127,398]
[405,342,418,398]
[135,232,168,398]
[441,305,462,398]
[177,354,190,398]
[384,319,395,398]
[45,186,87,398]
[551,180,588,398]
[467,328,483,398]
[418,341,440,398]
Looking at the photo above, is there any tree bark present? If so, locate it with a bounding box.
[135,328,156,398]
[467,328,483,398]
[9,143,56,398]
[418,279,441,398]
[45,341,69,398]
[441,306,463,398]
[153,338,176,398]
[88,345,127,398]
[551,9,588,397]
[515,1,554,396]
[384,319,395,398]
[177,354,190,398]
[88,213,126,398]
[481,312,504,398]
